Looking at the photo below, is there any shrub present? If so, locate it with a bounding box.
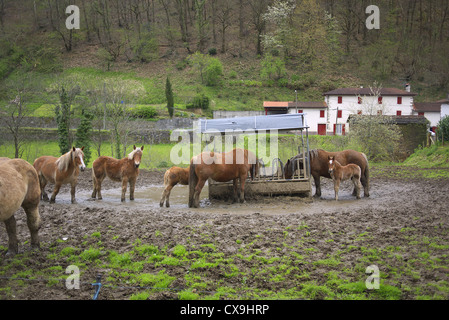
[208,48,217,55]
[131,106,158,119]
[205,57,223,86]
[187,93,210,110]
[436,115,449,143]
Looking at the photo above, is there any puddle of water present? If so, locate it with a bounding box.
[45,179,381,216]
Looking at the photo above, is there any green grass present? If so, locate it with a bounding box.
[2,222,449,300]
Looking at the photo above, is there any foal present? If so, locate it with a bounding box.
[91,145,144,202]
[159,166,189,208]
[328,156,362,201]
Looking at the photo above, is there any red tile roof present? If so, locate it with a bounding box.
[288,101,327,109]
[323,87,417,96]
[263,101,327,108]
[263,101,290,107]
[414,102,442,113]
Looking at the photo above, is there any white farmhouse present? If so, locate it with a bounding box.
[263,101,328,135]
[323,87,418,135]
[412,102,441,130]
[439,98,449,119]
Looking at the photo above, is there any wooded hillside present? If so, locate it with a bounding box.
[0,0,448,108]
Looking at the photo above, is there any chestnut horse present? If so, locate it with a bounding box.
[160,166,189,208]
[91,145,144,202]
[284,149,369,198]
[33,147,86,204]
[328,156,362,201]
[0,158,41,255]
[188,148,259,208]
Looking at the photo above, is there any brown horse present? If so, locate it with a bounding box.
[0,158,41,255]
[33,147,86,204]
[160,166,189,208]
[188,148,259,208]
[91,145,144,202]
[284,149,369,198]
[328,156,362,201]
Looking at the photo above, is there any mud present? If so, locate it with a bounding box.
[1,167,449,300]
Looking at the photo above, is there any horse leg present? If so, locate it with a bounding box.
[121,178,128,202]
[361,173,370,198]
[333,179,340,201]
[354,177,362,199]
[239,176,246,203]
[70,181,77,204]
[4,216,18,256]
[96,176,104,200]
[160,185,174,207]
[91,175,97,199]
[129,178,136,201]
[40,176,49,201]
[313,174,321,198]
[194,179,206,208]
[24,205,41,250]
[50,183,62,204]
[232,179,238,203]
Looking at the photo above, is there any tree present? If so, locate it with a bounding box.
[55,86,72,155]
[1,93,31,158]
[165,77,174,118]
[260,54,286,81]
[205,58,223,86]
[436,116,449,144]
[75,109,93,165]
[189,52,210,85]
[348,84,403,161]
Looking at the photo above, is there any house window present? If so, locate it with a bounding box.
[358,97,362,104]
[397,97,402,105]
[337,109,342,118]
[338,96,342,104]
[378,96,383,104]
[320,110,325,118]
[396,110,402,116]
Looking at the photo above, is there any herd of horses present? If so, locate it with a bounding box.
[0,146,369,256]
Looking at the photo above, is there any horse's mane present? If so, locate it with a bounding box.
[309,149,320,162]
[128,147,142,160]
[56,150,73,172]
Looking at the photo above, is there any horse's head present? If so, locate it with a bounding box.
[130,145,144,168]
[328,156,335,175]
[284,156,303,179]
[73,146,86,172]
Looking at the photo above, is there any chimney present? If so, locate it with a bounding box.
[405,83,410,92]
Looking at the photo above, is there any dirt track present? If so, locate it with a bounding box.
[1,167,449,300]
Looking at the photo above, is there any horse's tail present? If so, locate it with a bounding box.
[163,169,170,187]
[188,162,197,208]
[362,152,370,195]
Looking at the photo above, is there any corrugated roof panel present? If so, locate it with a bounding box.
[196,113,309,134]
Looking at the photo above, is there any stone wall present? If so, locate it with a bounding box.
[0,117,194,145]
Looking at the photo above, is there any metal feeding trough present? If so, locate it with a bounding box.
[196,113,312,200]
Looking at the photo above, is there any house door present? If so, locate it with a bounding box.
[318,124,326,136]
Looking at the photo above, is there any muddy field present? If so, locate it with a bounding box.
[1,166,449,300]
